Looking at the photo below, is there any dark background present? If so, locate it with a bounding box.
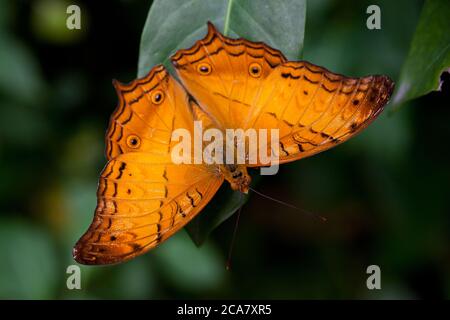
[0,0,449,299]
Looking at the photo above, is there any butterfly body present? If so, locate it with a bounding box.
[74,22,394,265]
[220,164,251,193]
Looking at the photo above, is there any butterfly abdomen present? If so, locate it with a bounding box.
[220,164,251,194]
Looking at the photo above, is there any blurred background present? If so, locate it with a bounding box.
[0,0,449,299]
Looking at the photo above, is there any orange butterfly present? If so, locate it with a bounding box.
[73,22,394,265]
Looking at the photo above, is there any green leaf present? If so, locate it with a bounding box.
[391,0,450,109]
[185,183,249,246]
[138,0,306,245]
[223,0,306,59]
[138,0,306,76]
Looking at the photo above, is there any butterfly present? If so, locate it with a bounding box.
[73,22,394,265]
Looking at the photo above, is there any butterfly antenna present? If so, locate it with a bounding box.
[226,194,244,271]
[248,187,327,222]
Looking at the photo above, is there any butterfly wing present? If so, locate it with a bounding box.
[171,23,394,164]
[106,65,192,159]
[74,66,223,265]
[74,152,223,265]
[245,62,394,164]
[171,22,287,130]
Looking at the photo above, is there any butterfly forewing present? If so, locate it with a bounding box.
[171,22,287,129]
[171,23,394,165]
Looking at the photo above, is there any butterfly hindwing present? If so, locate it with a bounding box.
[74,152,222,265]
